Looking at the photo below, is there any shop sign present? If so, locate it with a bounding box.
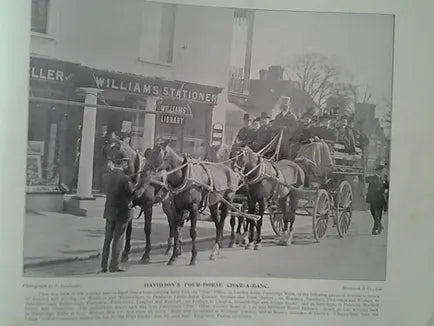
[90,70,222,104]
[211,123,224,146]
[157,102,192,125]
[29,57,78,84]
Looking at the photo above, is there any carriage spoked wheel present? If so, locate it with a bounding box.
[268,204,284,236]
[335,180,353,238]
[312,189,331,242]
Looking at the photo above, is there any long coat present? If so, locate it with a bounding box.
[102,168,136,223]
[270,111,299,141]
[366,174,389,205]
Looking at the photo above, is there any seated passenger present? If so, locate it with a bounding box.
[337,116,356,153]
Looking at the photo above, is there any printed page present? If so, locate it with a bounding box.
[0,0,433,325]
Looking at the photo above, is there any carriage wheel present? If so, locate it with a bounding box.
[335,180,353,237]
[268,204,284,236]
[312,189,330,242]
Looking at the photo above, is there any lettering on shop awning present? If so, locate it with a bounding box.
[29,57,78,84]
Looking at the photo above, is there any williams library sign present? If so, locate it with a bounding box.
[29,57,223,105]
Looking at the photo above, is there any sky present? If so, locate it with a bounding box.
[231,10,394,111]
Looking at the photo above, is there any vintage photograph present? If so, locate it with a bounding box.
[23,0,393,280]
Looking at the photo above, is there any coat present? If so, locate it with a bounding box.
[252,125,272,151]
[270,111,299,142]
[366,174,389,205]
[102,168,137,222]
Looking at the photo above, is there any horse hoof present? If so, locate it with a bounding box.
[167,259,176,266]
[229,242,237,248]
[254,243,262,250]
[245,243,254,250]
[121,253,129,263]
[139,256,150,264]
[189,259,196,266]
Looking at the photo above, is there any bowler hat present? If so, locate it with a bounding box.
[243,113,251,121]
[260,112,271,119]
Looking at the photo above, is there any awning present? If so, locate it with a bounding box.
[29,56,224,106]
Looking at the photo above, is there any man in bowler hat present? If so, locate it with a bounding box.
[235,113,252,145]
[366,164,389,235]
[252,112,272,152]
[101,156,137,272]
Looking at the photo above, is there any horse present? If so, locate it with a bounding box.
[102,137,181,264]
[145,141,240,265]
[229,144,308,248]
[205,143,248,247]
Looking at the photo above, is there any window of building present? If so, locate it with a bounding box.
[139,2,176,64]
[31,0,49,34]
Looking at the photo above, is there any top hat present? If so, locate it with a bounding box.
[281,96,292,107]
[243,113,251,121]
[260,112,271,119]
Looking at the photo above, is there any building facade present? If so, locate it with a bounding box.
[28,0,235,197]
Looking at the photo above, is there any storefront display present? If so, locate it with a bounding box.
[27,56,223,194]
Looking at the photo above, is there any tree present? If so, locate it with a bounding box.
[379,98,392,139]
[285,53,341,109]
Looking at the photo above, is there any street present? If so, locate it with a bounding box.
[24,210,387,281]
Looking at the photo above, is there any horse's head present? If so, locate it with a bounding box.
[102,137,126,161]
[230,143,249,173]
[144,139,173,172]
[102,137,138,177]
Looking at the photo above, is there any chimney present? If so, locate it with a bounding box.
[268,65,284,80]
[259,69,268,80]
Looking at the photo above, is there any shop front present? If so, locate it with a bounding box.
[27,56,223,209]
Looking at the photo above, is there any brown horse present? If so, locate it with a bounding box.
[145,142,240,265]
[102,138,181,263]
[230,144,307,247]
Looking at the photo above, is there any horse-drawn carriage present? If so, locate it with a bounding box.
[230,140,365,243]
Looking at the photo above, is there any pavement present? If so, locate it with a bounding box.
[23,195,378,272]
[23,196,239,268]
[24,209,387,280]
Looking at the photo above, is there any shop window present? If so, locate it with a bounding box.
[139,2,176,64]
[31,0,49,34]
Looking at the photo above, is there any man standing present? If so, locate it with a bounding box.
[235,113,252,146]
[101,156,137,272]
[366,164,389,235]
[270,96,299,159]
[252,112,272,152]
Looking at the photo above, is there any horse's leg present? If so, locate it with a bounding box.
[209,204,220,260]
[229,215,236,248]
[121,220,132,262]
[255,199,265,250]
[278,196,290,245]
[218,196,230,252]
[287,191,299,245]
[189,204,199,265]
[168,212,183,266]
[139,202,153,264]
[246,200,256,250]
[235,216,243,243]
[163,198,175,256]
